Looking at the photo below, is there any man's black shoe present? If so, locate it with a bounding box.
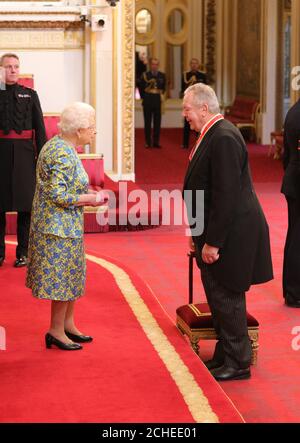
[285,295,300,308]
[0,256,4,267]
[181,145,188,149]
[210,365,251,381]
[204,359,224,370]
[14,256,27,268]
[153,144,161,148]
[145,144,151,148]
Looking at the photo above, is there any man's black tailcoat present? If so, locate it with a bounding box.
[183,119,273,293]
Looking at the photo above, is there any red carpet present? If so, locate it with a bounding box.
[135,128,194,185]
[0,242,243,423]
[0,129,293,422]
[135,128,283,185]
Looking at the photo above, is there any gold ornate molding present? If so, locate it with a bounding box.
[0,12,78,15]
[163,1,189,46]
[7,0,58,1]
[275,0,285,129]
[122,0,134,174]
[135,0,156,45]
[260,0,267,113]
[206,0,216,85]
[64,29,84,49]
[0,21,83,29]
[0,29,84,49]
[90,0,97,153]
[113,6,118,173]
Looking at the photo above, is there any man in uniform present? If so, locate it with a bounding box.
[0,53,47,267]
[139,58,166,148]
[181,58,207,149]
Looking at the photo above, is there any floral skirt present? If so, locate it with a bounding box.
[26,231,86,301]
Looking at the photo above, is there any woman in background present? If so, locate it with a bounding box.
[26,102,102,350]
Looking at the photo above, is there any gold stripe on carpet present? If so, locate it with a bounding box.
[86,254,219,423]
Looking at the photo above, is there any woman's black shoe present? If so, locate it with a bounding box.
[65,330,93,343]
[14,256,27,268]
[0,256,4,267]
[45,333,82,350]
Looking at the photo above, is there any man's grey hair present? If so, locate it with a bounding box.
[184,83,220,114]
[58,102,95,135]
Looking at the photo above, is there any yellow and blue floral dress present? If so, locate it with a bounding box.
[26,135,89,301]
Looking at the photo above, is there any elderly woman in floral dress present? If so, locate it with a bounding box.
[26,102,102,350]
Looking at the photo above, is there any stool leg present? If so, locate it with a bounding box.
[177,323,185,336]
[190,335,200,356]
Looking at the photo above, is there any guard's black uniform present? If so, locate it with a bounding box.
[139,70,166,147]
[181,70,207,148]
[281,99,300,307]
[0,83,46,262]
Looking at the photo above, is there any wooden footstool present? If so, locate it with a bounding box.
[176,302,259,365]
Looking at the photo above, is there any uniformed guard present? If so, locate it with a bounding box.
[139,58,166,148]
[181,58,207,149]
[0,53,47,268]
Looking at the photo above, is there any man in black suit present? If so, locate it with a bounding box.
[139,58,166,148]
[0,53,46,268]
[281,99,300,308]
[181,58,207,149]
[182,83,273,381]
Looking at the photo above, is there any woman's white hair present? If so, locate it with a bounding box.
[184,83,220,114]
[58,102,95,134]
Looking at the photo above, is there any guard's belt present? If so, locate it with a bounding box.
[0,130,33,139]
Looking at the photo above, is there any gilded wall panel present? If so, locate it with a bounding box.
[64,29,84,49]
[122,0,134,174]
[236,0,261,98]
[206,0,216,85]
[0,30,64,49]
[0,29,83,49]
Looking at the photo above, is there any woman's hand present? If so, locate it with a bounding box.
[86,192,105,206]
[76,191,105,207]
